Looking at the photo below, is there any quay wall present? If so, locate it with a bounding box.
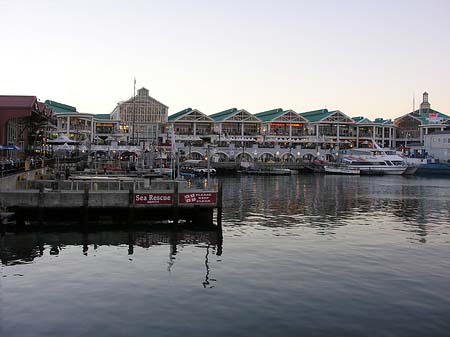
[0,168,46,191]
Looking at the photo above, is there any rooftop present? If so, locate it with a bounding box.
[254,108,285,122]
[0,95,37,108]
[45,100,77,113]
[299,109,331,122]
[209,108,239,122]
[168,108,193,122]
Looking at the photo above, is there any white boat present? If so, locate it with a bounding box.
[324,165,360,175]
[341,146,408,175]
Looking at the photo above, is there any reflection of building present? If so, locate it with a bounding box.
[394,92,450,148]
[0,95,55,155]
[111,87,168,145]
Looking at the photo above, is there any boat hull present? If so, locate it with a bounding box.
[324,166,360,175]
[416,163,450,176]
[352,166,406,175]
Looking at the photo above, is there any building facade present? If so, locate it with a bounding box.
[394,92,450,149]
[48,100,126,145]
[0,95,55,156]
[111,87,168,146]
[423,131,450,162]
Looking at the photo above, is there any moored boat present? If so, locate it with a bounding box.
[341,148,407,175]
[324,165,360,175]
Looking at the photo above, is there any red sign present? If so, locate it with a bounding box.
[179,192,217,205]
[135,193,173,205]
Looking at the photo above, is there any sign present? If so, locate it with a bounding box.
[179,192,217,205]
[135,193,173,205]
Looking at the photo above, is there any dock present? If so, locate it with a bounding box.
[0,175,223,232]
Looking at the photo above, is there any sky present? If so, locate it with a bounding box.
[1,0,449,120]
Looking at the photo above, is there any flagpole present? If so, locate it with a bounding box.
[132,77,136,145]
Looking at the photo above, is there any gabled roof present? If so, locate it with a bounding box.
[299,109,331,122]
[352,116,366,123]
[395,108,449,125]
[209,108,239,122]
[122,88,169,108]
[45,100,77,113]
[254,108,284,122]
[168,108,193,122]
[373,118,392,125]
[95,114,111,120]
[0,95,37,108]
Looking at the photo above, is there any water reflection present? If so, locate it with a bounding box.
[221,175,450,243]
[1,229,222,266]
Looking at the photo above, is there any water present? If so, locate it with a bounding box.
[1,175,450,337]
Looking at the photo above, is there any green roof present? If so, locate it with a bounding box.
[95,114,111,120]
[254,108,284,122]
[168,108,193,122]
[352,116,365,122]
[45,99,77,113]
[209,108,238,122]
[299,109,331,122]
[373,118,392,124]
[410,108,450,124]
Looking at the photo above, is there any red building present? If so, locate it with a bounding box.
[0,95,55,155]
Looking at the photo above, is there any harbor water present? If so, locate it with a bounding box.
[1,175,450,337]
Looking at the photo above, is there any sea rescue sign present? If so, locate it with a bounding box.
[179,192,217,205]
[135,193,173,205]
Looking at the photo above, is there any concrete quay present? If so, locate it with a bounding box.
[0,178,223,231]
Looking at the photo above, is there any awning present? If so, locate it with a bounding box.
[47,135,79,144]
[0,145,21,150]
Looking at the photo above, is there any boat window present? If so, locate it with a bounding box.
[386,161,393,166]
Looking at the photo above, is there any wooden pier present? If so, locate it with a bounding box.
[0,177,222,231]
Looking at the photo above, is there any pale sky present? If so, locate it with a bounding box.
[1,0,449,120]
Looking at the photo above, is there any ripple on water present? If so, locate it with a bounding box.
[1,175,450,337]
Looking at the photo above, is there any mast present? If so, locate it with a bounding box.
[132,77,136,144]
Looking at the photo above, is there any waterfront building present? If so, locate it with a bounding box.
[49,100,125,144]
[166,108,214,141]
[111,87,168,146]
[299,109,355,144]
[352,116,396,148]
[394,92,450,149]
[254,108,309,142]
[0,95,54,156]
[166,107,400,162]
[423,131,450,162]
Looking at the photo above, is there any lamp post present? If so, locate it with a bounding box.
[404,132,410,154]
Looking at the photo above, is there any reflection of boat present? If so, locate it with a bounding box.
[192,168,216,177]
[1,208,15,226]
[179,168,196,179]
[238,168,292,176]
[324,165,360,175]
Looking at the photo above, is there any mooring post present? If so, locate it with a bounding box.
[217,182,223,229]
[128,185,135,225]
[173,181,179,224]
[82,185,89,227]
